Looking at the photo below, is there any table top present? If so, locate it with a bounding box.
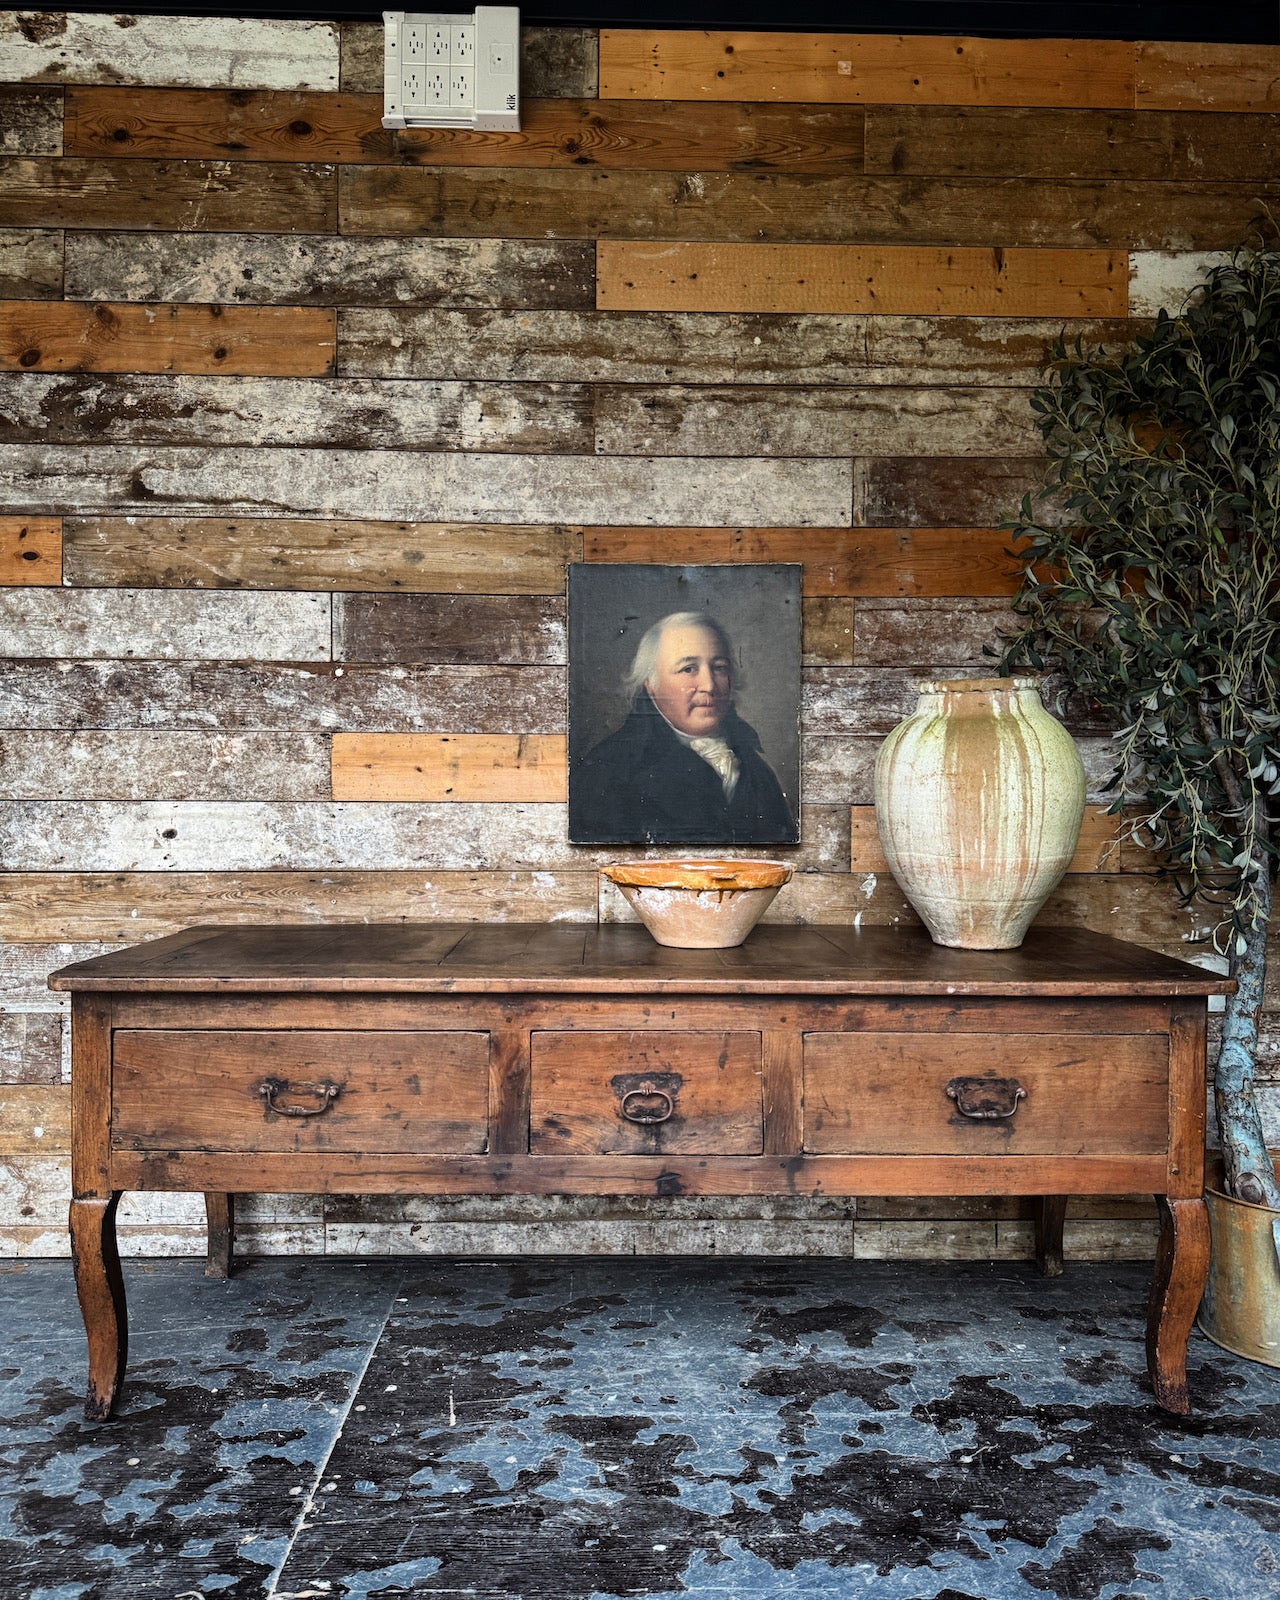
[47,923,1234,998]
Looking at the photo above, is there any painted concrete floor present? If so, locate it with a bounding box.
[1,1258,1278,1600]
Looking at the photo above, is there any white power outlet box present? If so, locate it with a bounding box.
[383,8,519,130]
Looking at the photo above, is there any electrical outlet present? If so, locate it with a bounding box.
[404,65,423,103]
[403,21,425,58]
[429,24,449,59]
[426,69,447,104]
[451,24,474,60]
[450,66,473,104]
[384,9,519,131]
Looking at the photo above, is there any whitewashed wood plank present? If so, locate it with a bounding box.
[0,445,853,526]
[853,597,1017,666]
[0,374,593,454]
[0,1013,62,1084]
[1129,250,1230,317]
[0,86,62,154]
[0,731,330,800]
[0,661,567,733]
[801,735,879,804]
[853,1219,999,1259]
[997,1218,1159,1260]
[1,943,122,1006]
[0,589,331,660]
[0,228,62,299]
[64,232,595,308]
[595,385,1042,457]
[1,13,339,89]
[0,799,848,871]
[324,1192,855,1223]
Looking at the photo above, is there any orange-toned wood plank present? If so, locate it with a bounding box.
[332,733,568,802]
[0,302,336,376]
[1136,41,1280,111]
[600,30,1135,109]
[584,528,1025,598]
[597,242,1126,317]
[66,87,865,172]
[851,804,1124,876]
[0,515,61,585]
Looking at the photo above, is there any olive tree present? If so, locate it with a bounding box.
[1000,242,1280,1207]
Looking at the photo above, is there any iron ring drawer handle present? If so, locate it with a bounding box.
[620,1082,675,1125]
[259,1077,341,1117]
[946,1076,1026,1121]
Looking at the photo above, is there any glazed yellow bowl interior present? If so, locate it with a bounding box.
[601,859,793,892]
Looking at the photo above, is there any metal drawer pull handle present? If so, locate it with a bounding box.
[946,1076,1026,1121]
[620,1081,675,1125]
[259,1077,341,1117]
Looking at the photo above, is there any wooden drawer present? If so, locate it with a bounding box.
[803,1032,1168,1156]
[112,1030,488,1154]
[531,1031,762,1155]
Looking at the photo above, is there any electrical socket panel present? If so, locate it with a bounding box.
[383,8,519,130]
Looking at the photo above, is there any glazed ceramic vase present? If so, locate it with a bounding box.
[874,676,1086,950]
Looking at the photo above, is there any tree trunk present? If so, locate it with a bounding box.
[1216,865,1280,1207]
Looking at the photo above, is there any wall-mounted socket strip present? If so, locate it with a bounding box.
[383,8,519,130]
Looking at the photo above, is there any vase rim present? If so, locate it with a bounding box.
[913,675,1040,695]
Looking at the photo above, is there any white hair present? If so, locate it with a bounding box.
[622,611,737,705]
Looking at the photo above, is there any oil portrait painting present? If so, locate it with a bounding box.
[568,563,802,846]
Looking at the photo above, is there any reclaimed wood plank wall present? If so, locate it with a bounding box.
[2,11,1279,1261]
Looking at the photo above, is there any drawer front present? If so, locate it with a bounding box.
[531,1032,762,1155]
[803,1032,1168,1156]
[112,1030,488,1153]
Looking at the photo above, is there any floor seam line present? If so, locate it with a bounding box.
[263,1266,407,1598]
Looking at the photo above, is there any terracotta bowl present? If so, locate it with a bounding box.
[601,859,794,948]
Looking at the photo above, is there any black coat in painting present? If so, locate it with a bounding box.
[569,689,798,845]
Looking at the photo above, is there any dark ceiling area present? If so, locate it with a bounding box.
[20,1,1280,43]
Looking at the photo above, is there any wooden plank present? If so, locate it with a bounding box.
[62,517,581,593]
[1129,251,1228,318]
[344,166,1275,250]
[0,870,598,942]
[1,12,339,89]
[0,303,336,377]
[338,21,384,92]
[597,242,1125,317]
[0,731,330,801]
[0,1017,64,1087]
[332,734,568,802]
[855,457,1054,528]
[584,527,1023,597]
[1,158,336,233]
[598,30,1135,108]
[594,384,1041,457]
[0,374,592,453]
[1136,40,1280,112]
[67,88,865,172]
[851,597,1017,666]
[0,589,329,662]
[0,660,567,734]
[3,942,124,1006]
[65,231,596,308]
[0,799,848,873]
[338,306,1131,386]
[0,515,61,586]
[0,1086,69,1153]
[335,22,602,99]
[803,597,854,666]
[803,666,938,736]
[1,86,62,154]
[0,445,852,526]
[864,106,1280,181]
[0,229,62,300]
[334,598,566,665]
[850,804,1125,876]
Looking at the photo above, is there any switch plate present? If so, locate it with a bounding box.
[383,8,519,131]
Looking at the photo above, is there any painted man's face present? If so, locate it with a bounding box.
[647,622,733,737]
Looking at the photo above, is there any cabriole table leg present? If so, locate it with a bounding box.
[69,1192,128,1422]
[1147,1193,1211,1414]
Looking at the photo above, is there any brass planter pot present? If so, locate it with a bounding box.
[1199,1170,1280,1368]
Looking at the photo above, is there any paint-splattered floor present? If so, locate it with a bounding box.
[2,1258,1277,1600]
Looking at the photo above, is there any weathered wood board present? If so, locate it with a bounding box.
[62,517,582,593]
[0,445,853,525]
[854,457,1055,527]
[341,166,1275,247]
[0,589,331,661]
[64,232,596,308]
[1129,251,1229,317]
[331,734,569,802]
[0,12,340,89]
[598,31,1136,108]
[335,594,567,665]
[851,597,1017,665]
[0,516,61,585]
[0,373,593,453]
[1,86,63,154]
[0,1019,64,1088]
[0,302,337,376]
[0,731,331,800]
[597,242,1126,316]
[1135,41,1280,112]
[0,229,63,299]
[1,159,338,233]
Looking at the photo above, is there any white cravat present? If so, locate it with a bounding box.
[682,734,741,802]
